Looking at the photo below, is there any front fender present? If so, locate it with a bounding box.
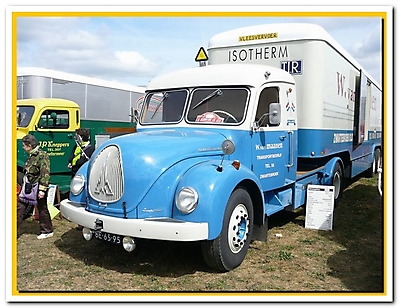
[323,157,343,185]
[174,160,262,240]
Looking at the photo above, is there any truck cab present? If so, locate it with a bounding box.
[61,63,309,272]
[17,98,80,193]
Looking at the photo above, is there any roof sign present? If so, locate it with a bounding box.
[238,32,278,42]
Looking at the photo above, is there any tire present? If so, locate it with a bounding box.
[332,162,343,201]
[372,148,382,174]
[365,148,382,178]
[201,188,253,272]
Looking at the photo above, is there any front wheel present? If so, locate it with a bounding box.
[332,162,344,201]
[201,188,253,272]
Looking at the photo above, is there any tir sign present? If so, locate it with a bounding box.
[280,60,303,75]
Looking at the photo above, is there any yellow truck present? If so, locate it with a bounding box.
[17,67,146,200]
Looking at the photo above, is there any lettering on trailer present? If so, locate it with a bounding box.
[337,72,379,108]
[336,72,355,102]
[333,133,353,143]
[281,60,303,75]
[238,32,278,42]
[371,95,377,110]
[369,131,382,139]
[228,45,288,62]
[337,72,378,108]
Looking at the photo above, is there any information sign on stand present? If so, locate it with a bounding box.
[305,185,335,231]
[47,184,61,220]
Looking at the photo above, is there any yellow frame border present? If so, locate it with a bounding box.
[11,9,389,300]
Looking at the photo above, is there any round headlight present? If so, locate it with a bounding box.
[70,174,85,195]
[175,187,198,214]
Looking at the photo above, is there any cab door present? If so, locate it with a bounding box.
[32,107,79,173]
[251,84,297,192]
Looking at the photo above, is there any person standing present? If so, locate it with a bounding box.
[67,128,95,178]
[17,134,54,239]
[67,128,94,231]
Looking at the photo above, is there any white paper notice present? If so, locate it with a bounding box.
[305,185,335,231]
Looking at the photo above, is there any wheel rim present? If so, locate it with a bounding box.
[374,155,381,173]
[333,171,341,199]
[227,204,249,253]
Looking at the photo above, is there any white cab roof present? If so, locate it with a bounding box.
[146,63,294,90]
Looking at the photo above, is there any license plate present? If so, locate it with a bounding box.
[93,230,122,245]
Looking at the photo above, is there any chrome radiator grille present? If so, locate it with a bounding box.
[88,145,124,203]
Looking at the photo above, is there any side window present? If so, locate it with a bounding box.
[255,87,280,127]
[38,110,69,129]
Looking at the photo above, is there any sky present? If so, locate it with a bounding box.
[15,11,385,88]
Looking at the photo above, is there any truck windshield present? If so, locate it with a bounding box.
[187,88,249,124]
[141,90,188,124]
[17,106,35,128]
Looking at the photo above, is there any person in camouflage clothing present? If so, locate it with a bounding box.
[17,134,54,239]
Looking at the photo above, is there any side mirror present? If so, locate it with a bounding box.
[217,139,235,172]
[221,139,235,155]
[269,102,281,125]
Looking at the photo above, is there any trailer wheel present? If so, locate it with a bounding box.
[373,148,382,174]
[365,148,382,178]
[332,162,343,200]
[201,188,253,272]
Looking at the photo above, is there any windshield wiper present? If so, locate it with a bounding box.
[192,89,223,110]
[151,93,169,119]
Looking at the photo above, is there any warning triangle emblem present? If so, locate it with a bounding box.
[195,47,208,62]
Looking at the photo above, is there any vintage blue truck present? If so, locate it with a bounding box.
[60,23,382,272]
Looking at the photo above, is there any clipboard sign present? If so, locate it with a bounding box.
[305,185,335,231]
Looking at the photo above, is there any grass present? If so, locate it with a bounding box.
[15,174,385,298]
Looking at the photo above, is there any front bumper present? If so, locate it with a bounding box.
[60,199,209,241]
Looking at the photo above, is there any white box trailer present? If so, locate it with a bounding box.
[17,67,146,123]
[207,23,382,178]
